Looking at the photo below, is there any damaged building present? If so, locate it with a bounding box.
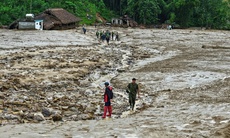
[9,8,81,30]
[35,8,81,30]
[111,15,138,27]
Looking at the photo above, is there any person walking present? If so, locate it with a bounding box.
[82,26,86,34]
[126,78,140,111]
[99,31,103,42]
[115,32,119,41]
[96,30,99,39]
[101,31,106,42]
[111,31,114,41]
[105,30,111,45]
[102,82,113,118]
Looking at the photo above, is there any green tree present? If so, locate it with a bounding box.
[137,0,161,24]
[170,0,200,27]
[0,0,229,29]
[194,0,230,29]
[123,0,161,25]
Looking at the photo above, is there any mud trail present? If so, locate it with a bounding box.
[0,27,230,138]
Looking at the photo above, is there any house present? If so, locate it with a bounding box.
[111,18,123,25]
[34,8,81,30]
[9,8,81,30]
[111,15,138,27]
[35,20,44,30]
[17,14,43,30]
[9,14,43,30]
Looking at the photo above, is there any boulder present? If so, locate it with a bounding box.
[4,114,20,120]
[85,89,93,95]
[85,106,96,113]
[52,114,62,121]
[34,113,45,121]
[41,108,52,117]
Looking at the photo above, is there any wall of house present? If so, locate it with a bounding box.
[111,18,123,25]
[51,23,76,30]
[18,22,35,30]
[35,20,43,30]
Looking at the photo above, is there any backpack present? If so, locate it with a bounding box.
[108,86,113,99]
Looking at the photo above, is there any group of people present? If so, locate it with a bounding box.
[96,30,119,45]
[81,26,139,119]
[102,78,140,119]
[81,26,120,45]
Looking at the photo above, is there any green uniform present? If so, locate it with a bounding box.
[127,83,139,110]
[96,31,99,38]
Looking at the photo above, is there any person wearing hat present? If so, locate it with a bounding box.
[102,82,113,118]
[126,78,140,111]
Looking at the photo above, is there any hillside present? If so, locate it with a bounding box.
[0,0,230,29]
[0,0,114,26]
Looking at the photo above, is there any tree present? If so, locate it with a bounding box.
[194,0,230,29]
[0,0,229,29]
[122,0,161,25]
[137,0,161,24]
[169,0,200,27]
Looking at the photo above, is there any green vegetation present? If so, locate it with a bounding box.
[0,0,230,29]
[0,0,114,26]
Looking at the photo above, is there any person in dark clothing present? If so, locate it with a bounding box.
[102,82,113,118]
[115,32,119,41]
[82,26,86,34]
[101,31,106,42]
[96,30,99,39]
[99,31,103,42]
[111,31,114,41]
[126,78,140,111]
[105,30,111,45]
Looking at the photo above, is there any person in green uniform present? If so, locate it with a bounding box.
[96,30,99,39]
[126,78,140,111]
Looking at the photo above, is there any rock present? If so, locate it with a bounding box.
[52,114,62,121]
[190,120,201,125]
[140,55,150,58]
[78,114,92,120]
[25,113,34,120]
[69,115,79,121]
[51,109,62,115]
[61,106,69,110]
[117,68,126,73]
[63,111,76,117]
[69,107,78,112]
[34,113,45,121]
[156,105,164,108]
[0,119,8,125]
[42,108,52,117]
[85,89,93,95]
[18,110,24,117]
[4,114,20,120]
[112,109,121,115]
[85,106,96,113]
[79,80,90,87]
[88,112,95,119]
[47,97,53,102]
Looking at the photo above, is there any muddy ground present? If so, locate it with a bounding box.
[0,27,229,138]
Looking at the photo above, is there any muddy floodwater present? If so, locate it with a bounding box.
[0,27,230,138]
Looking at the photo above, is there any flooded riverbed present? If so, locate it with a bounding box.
[0,27,230,138]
